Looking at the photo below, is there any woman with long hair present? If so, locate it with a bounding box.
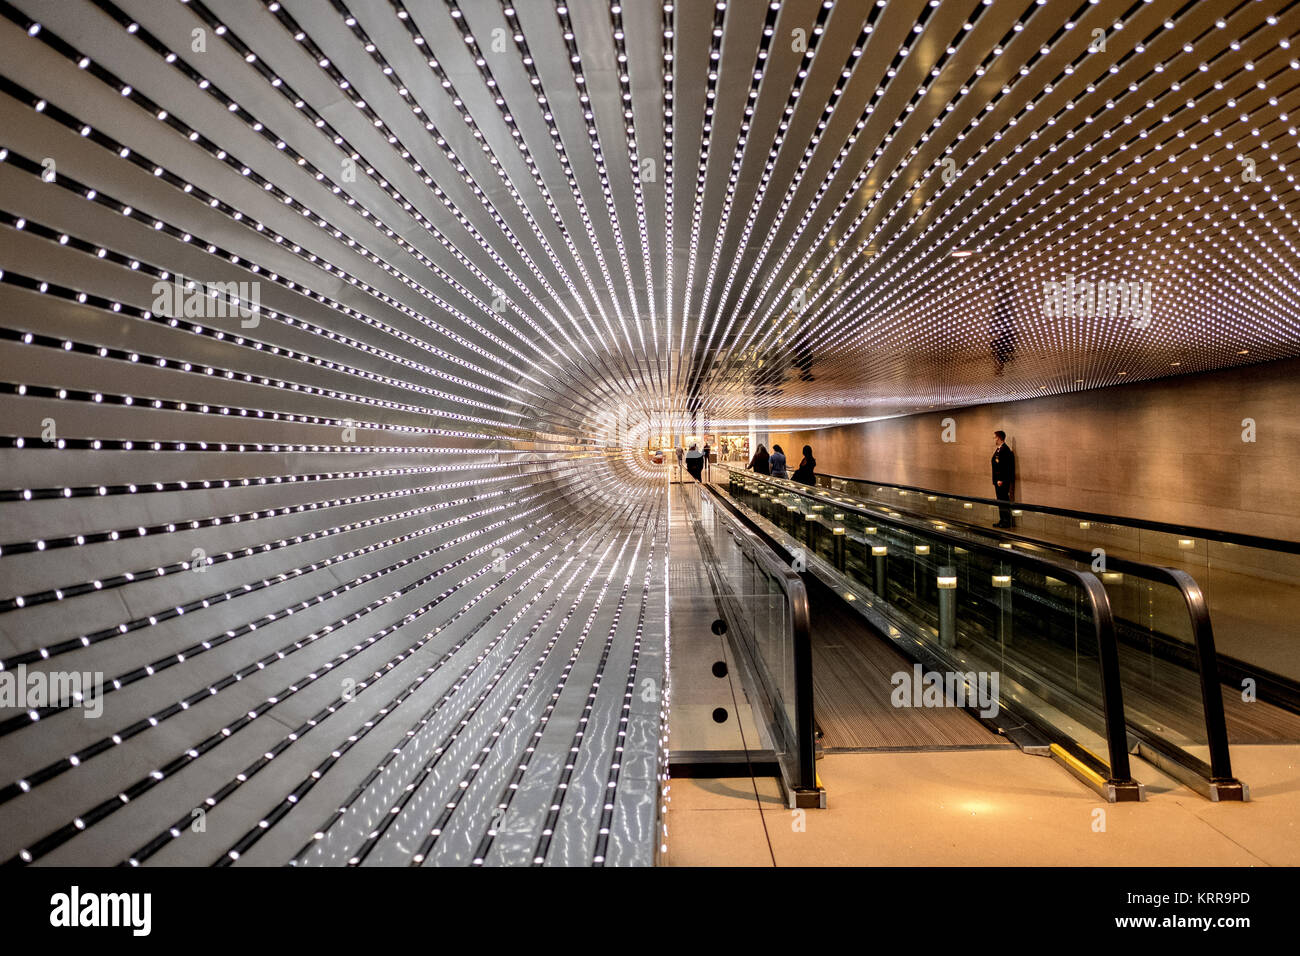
[791,444,816,486]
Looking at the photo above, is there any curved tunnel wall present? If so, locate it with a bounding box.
[0,2,668,866]
[6,0,1298,869]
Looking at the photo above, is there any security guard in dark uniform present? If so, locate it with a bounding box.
[991,430,1015,528]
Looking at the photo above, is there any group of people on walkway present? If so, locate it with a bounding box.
[688,430,1014,528]
[740,431,1014,528]
[674,438,816,487]
[747,443,816,486]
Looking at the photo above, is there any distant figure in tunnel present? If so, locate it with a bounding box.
[991,431,1016,528]
[769,444,788,479]
[748,444,770,475]
[702,441,711,481]
[685,444,704,482]
[792,445,817,486]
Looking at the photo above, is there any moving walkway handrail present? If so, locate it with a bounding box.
[1166,567,1234,784]
[814,470,1300,554]
[677,481,819,803]
[790,471,1238,786]
[727,469,1137,786]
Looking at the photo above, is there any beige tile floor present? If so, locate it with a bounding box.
[663,745,1300,866]
[669,475,1300,867]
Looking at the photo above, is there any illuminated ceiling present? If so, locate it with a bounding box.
[1,0,1298,870]
[2,0,1295,436]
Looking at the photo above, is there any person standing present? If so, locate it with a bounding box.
[702,441,711,481]
[685,444,704,482]
[749,444,770,475]
[769,444,788,479]
[991,430,1016,528]
[791,445,817,486]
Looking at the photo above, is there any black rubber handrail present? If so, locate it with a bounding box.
[728,470,1137,788]
[811,471,1300,554]
[1163,567,1235,784]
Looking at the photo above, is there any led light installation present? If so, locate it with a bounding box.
[0,0,1298,868]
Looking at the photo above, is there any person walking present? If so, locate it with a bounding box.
[702,442,711,481]
[791,445,817,486]
[991,430,1016,528]
[769,444,788,479]
[748,444,770,475]
[685,443,704,482]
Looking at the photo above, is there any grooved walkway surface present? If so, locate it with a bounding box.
[807,577,1011,752]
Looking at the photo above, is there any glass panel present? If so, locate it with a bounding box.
[805,472,1264,774]
[815,471,1300,704]
[1205,540,1300,685]
[731,470,1228,776]
[681,481,810,796]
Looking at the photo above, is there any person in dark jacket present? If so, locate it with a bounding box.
[769,444,788,479]
[749,444,770,475]
[791,445,816,486]
[684,444,704,482]
[991,430,1015,527]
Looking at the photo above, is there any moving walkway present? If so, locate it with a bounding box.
[816,472,1300,712]
[707,468,1268,803]
[676,480,1010,813]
